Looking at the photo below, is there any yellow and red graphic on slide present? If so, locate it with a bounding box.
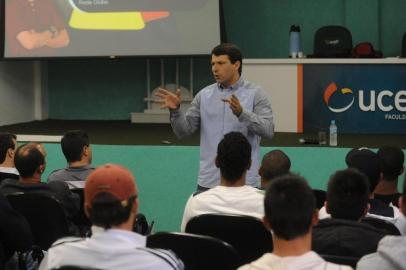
[323,82,355,113]
[68,0,169,30]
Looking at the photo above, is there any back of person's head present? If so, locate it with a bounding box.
[211,43,243,75]
[61,130,90,163]
[14,143,45,178]
[0,132,17,163]
[216,132,251,183]
[85,164,138,229]
[264,174,316,240]
[260,150,291,181]
[326,168,370,221]
[377,146,404,181]
[345,148,380,193]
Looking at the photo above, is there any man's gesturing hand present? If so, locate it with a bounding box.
[155,88,181,109]
[222,94,243,117]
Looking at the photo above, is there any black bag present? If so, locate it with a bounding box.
[313,25,353,58]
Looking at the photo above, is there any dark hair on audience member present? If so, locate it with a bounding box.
[14,143,44,178]
[88,193,136,229]
[327,168,369,221]
[261,150,291,181]
[211,43,243,75]
[377,146,404,181]
[216,132,251,182]
[0,133,17,163]
[61,130,89,163]
[264,174,315,240]
[346,149,380,193]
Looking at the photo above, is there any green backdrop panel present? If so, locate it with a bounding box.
[42,144,405,232]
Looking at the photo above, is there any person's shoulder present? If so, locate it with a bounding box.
[47,168,66,180]
[49,236,85,249]
[199,83,218,94]
[137,247,184,270]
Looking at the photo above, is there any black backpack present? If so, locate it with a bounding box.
[313,25,353,58]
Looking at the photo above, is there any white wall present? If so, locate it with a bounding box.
[0,61,42,126]
[244,61,298,132]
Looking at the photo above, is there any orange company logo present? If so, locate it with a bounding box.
[323,82,355,113]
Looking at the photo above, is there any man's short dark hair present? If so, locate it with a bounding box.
[261,150,291,181]
[14,143,44,178]
[377,146,404,181]
[345,148,380,193]
[265,174,315,240]
[212,43,243,75]
[327,168,369,221]
[88,193,136,229]
[61,130,89,163]
[0,133,16,163]
[216,132,251,182]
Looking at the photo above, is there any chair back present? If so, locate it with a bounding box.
[70,188,91,228]
[321,254,359,268]
[6,193,71,250]
[185,214,273,265]
[361,217,401,235]
[147,232,240,270]
[313,25,353,58]
[312,189,326,209]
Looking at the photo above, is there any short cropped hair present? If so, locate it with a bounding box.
[212,43,243,75]
[327,168,369,221]
[61,130,90,163]
[264,174,315,240]
[216,132,251,182]
[14,143,45,178]
[0,133,16,163]
[377,146,404,181]
[88,193,136,229]
[261,150,291,181]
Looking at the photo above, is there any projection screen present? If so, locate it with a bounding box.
[3,0,220,58]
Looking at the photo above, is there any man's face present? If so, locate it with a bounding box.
[211,54,240,87]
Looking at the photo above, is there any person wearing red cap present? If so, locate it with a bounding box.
[39,164,183,270]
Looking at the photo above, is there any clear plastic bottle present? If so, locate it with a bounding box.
[329,120,338,146]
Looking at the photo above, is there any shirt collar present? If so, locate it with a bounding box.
[0,167,19,175]
[217,77,244,90]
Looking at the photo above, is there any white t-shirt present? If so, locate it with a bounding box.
[180,185,264,231]
[39,229,184,270]
[318,205,401,224]
[238,251,353,270]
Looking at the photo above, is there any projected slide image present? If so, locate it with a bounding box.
[4,0,220,58]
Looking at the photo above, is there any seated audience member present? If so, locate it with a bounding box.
[0,194,32,265]
[312,169,386,258]
[374,146,404,207]
[39,164,184,270]
[357,175,406,270]
[259,149,291,190]
[238,174,351,270]
[48,130,95,184]
[0,133,19,182]
[0,143,80,225]
[180,132,264,231]
[346,148,401,222]
[319,148,401,222]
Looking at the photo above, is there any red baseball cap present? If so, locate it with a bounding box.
[85,164,137,207]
